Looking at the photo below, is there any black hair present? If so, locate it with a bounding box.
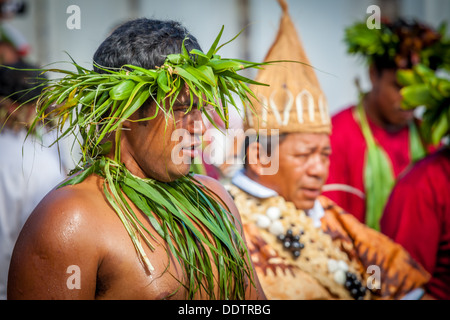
[372,56,397,75]
[372,18,442,75]
[92,18,202,120]
[93,18,202,72]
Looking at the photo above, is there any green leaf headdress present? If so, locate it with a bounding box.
[30,25,272,167]
[5,26,277,299]
[345,17,450,145]
[344,18,450,71]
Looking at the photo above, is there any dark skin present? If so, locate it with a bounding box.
[364,66,415,132]
[7,88,266,300]
[246,133,331,211]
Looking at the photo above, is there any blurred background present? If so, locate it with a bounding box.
[3,0,450,117]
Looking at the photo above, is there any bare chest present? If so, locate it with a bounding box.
[94,214,192,299]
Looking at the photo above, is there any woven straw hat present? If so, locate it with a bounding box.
[245,0,331,134]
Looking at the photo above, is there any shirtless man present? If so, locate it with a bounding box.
[7,18,265,300]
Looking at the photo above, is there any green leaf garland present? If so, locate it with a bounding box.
[62,156,254,299]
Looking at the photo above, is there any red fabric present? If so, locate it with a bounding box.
[381,148,450,299]
[324,106,412,223]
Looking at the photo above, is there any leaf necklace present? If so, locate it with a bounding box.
[61,156,254,299]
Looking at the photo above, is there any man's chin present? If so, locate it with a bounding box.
[294,199,316,212]
[169,164,193,180]
[146,164,191,183]
[395,109,415,126]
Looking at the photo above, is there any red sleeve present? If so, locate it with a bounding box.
[324,107,366,222]
[381,162,440,274]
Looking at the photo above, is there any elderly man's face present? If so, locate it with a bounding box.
[262,132,331,210]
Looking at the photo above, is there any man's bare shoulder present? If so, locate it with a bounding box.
[8,174,113,299]
[193,174,231,203]
[27,174,110,230]
[192,174,242,221]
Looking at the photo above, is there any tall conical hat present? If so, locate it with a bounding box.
[245,0,331,134]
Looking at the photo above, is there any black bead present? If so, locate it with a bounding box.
[291,241,301,249]
[345,281,353,289]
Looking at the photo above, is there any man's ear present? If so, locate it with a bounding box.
[122,107,143,130]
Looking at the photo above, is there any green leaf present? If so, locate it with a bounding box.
[397,69,421,86]
[58,164,95,188]
[182,65,214,86]
[437,78,450,96]
[401,84,434,109]
[431,110,449,144]
[123,64,158,78]
[190,48,209,60]
[166,54,183,65]
[207,59,244,73]
[414,64,435,82]
[197,65,216,86]
[109,79,136,100]
[206,25,224,58]
[220,70,269,86]
[157,71,170,93]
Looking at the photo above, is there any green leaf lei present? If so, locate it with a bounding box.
[60,156,253,299]
[4,26,278,299]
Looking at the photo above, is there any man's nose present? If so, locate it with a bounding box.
[307,154,327,178]
[186,109,206,135]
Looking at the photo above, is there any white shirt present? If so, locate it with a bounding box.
[0,128,69,299]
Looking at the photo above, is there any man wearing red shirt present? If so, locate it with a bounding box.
[324,19,444,229]
[381,148,450,299]
[380,61,450,299]
[325,96,414,224]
